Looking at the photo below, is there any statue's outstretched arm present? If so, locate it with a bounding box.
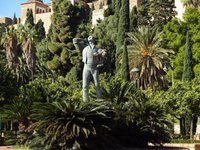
[73,38,87,51]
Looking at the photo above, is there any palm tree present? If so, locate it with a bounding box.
[127,26,174,90]
[181,0,200,7]
[17,23,37,79]
[1,26,18,69]
[26,100,113,150]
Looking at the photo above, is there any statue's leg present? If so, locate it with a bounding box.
[82,67,90,102]
[92,68,101,99]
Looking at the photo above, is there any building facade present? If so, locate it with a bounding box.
[0,17,12,25]
[20,0,52,33]
[18,0,185,32]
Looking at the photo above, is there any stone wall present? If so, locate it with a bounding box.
[20,1,50,25]
[21,3,37,24]
[130,0,138,10]
[20,1,52,33]
[0,17,12,25]
[92,9,105,25]
[36,12,52,33]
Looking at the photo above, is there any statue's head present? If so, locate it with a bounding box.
[88,36,94,43]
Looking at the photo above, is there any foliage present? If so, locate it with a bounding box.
[116,0,129,51]
[120,41,130,81]
[1,26,18,69]
[155,78,200,137]
[25,9,34,26]
[35,39,52,78]
[0,77,69,127]
[181,0,200,7]
[127,26,174,90]
[12,13,17,24]
[182,32,194,81]
[163,7,200,80]
[137,0,151,26]
[35,19,46,40]
[93,16,117,74]
[0,50,18,105]
[101,77,172,146]
[115,0,130,73]
[130,6,138,31]
[17,24,38,80]
[113,0,121,19]
[65,66,79,84]
[47,0,89,76]
[26,100,114,150]
[149,0,177,27]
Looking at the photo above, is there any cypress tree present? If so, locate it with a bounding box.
[114,0,121,28]
[182,32,194,81]
[35,19,46,40]
[47,0,74,75]
[182,32,196,139]
[12,13,17,24]
[112,0,116,11]
[115,0,121,16]
[116,0,129,71]
[130,6,138,31]
[116,0,129,51]
[149,0,177,27]
[47,0,87,76]
[25,9,34,26]
[121,41,130,81]
[137,0,151,26]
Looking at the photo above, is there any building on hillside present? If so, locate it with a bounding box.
[0,17,12,25]
[19,0,185,31]
[87,0,108,25]
[20,0,82,33]
[20,0,52,33]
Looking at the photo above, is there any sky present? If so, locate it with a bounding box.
[0,0,51,18]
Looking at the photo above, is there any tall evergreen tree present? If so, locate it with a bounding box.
[182,32,194,81]
[130,6,138,31]
[112,0,116,11]
[114,0,121,15]
[47,0,87,76]
[116,0,129,72]
[149,0,177,27]
[25,9,34,26]
[182,32,196,139]
[137,0,151,26]
[12,13,17,24]
[35,19,46,40]
[114,0,121,26]
[121,41,130,81]
[116,0,129,51]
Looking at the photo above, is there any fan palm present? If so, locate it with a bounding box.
[1,26,18,69]
[26,100,113,149]
[17,24,37,79]
[127,26,174,89]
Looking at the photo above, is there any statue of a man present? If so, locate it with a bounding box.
[73,36,106,102]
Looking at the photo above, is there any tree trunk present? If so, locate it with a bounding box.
[193,116,198,135]
[190,116,193,139]
[180,117,186,136]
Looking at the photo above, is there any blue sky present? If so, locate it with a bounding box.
[0,0,51,18]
